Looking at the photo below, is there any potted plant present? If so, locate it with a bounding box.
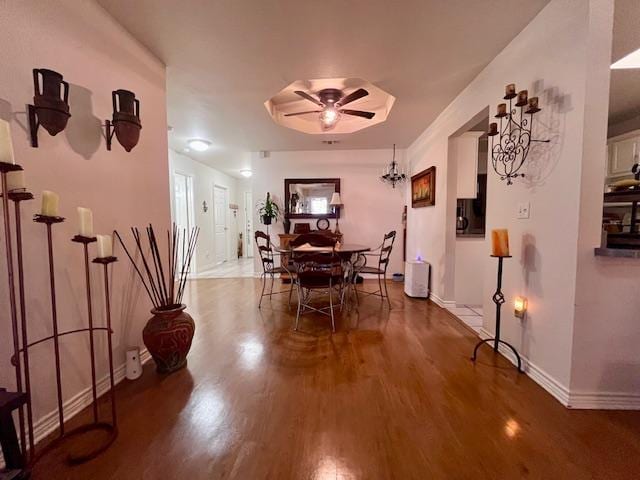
[115,224,200,374]
[257,192,280,225]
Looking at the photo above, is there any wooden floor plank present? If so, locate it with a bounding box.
[33,279,640,479]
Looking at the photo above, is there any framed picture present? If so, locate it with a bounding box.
[411,166,436,207]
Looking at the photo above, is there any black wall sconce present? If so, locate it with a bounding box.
[105,89,141,152]
[487,83,549,185]
[28,69,71,148]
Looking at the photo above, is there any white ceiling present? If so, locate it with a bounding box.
[97,0,550,177]
[610,0,640,126]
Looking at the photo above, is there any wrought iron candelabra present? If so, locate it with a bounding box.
[488,84,549,185]
[0,161,118,470]
[471,255,523,373]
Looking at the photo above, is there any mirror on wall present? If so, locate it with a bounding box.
[284,178,340,219]
[602,0,640,249]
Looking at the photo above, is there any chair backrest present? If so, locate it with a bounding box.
[378,230,396,271]
[254,230,274,272]
[289,233,337,248]
[293,251,342,287]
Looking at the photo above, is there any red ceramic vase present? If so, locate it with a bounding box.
[142,304,195,374]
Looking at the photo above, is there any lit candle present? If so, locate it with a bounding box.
[517,90,528,105]
[528,97,539,109]
[0,119,15,165]
[96,234,113,258]
[6,170,25,192]
[505,84,516,96]
[488,123,498,135]
[77,207,93,237]
[491,229,510,257]
[40,190,59,217]
[497,103,507,116]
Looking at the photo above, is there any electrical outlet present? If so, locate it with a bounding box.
[517,202,530,219]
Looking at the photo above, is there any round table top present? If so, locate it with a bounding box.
[275,244,371,254]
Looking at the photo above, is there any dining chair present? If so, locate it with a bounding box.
[255,231,294,308]
[292,251,344,332]
[356,230,396,307]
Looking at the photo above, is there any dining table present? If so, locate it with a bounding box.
[275,243,371,308]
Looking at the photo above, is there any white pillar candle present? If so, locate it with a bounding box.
[41,190,59,217]
[0,119,15,165]
[96,234,113,258]
[6,170,25,192]
[77,207,93,237]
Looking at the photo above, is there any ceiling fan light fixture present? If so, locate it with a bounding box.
[188,139,211,152]
[320,107,339,126]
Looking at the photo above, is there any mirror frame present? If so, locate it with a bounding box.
[284,178,341,219]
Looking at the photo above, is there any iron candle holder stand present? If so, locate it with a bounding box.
[33,214,66,438]
[8,189,36,458]
[0,162,28,464]
[471,255,523,372]
[92,256,119,432]
[72,235,99,424]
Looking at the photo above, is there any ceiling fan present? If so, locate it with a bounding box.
[285,88,375,130]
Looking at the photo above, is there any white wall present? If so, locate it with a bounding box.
[169,150,241,272]
[0,0,170,434]
[407,0,623,406]
[454,238,485,306]
[251,149,406,275]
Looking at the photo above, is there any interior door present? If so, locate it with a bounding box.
[244,191,253,257]
[213,185,228,264]
[173,172,194,271]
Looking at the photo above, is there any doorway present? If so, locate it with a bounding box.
[213,184,228,265]
[444,109,489,330]
[244,191,253,258]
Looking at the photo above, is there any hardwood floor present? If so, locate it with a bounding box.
[34,279,640,479]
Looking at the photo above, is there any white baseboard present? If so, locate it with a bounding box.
[478,328,640,410]
[29,348,151,447]
[429,292,456,308]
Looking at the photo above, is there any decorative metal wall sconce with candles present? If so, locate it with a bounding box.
[105,89,142,152]
[487,83,549,185]
[28,69,71,148]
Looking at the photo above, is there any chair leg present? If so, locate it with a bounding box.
[294,285,302,331]
[377,273,384,301]
[329,285,336,333]
[258,272,267,308]
[269,272,275,301]
[288,280,294,309]
[383,274,391,308]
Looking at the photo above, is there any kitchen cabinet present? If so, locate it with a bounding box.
[607,132,639,179]
[454,131,484,199]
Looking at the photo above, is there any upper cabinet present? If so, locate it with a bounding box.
[454,132,484,199]
[607,132,639,180]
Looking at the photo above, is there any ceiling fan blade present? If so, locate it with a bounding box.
[336,88,369,107]
[340,109,376,119]
[294,90,324,107]
[284,110,322,117]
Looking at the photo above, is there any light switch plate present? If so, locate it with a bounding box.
[517,202,530,219]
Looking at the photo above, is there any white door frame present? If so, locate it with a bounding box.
[173,170,196,272]
[212,183,229,264]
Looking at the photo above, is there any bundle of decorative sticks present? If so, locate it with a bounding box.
[115,224,200,309]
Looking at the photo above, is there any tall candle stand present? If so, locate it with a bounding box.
[92,255,118,432]
[0,161,28,462]
[72,235,99,423]
[9,188,35,458]
[471,255,523,372]
[33,213,66,435]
